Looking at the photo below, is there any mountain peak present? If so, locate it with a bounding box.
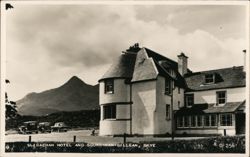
[62,76,87,89]
[69,76,82,83]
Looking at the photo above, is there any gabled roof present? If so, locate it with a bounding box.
[131,48,158,82]
[184,66,245,91]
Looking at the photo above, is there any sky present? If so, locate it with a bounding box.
[5,4,248,101]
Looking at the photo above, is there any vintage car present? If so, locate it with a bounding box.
[37,122,51,133]
[18,121,38,134]
[51,122,70,132]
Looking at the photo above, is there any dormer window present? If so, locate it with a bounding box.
[104,79,114,94]
[205,74,215,84]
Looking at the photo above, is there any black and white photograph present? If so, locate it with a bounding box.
[1,0,249,155]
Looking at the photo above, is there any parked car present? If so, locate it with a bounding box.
[51,122,70,132]
[37,122,51,133]
[18,121,38,134]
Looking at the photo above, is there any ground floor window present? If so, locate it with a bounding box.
[184,116,189,127]
[177,117,183,127]
[177,114,218,129]
[197,115,203,127]
[204,115,210,126]
[220,114,232,126]
[190,116,196,127]
[103,105,116,119]
[211,114,217,126]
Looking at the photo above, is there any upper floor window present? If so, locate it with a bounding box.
[185,94,194,107]
[104,79,114,94]
[166,104,171,120]
[103,105,116,119]
[205,74,215,84]
[216,91,227,105]
[165,78,172,95]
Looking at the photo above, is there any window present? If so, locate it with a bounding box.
[185,94,194,107]
[177,116,183,127]
[190,116,196,127]
[178,101,180,108]
[165,78,172,95]
[103,105,116,119]
[166,104,171,120]
[204,115,210,126]
[216,91,226,105]
[211,114,217,126]
[220,114,232,126]
[205,74,214,84]
[104,79,114,94]
[184,116,189,127]
[197,115,203,127]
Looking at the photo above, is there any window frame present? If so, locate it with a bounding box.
[220,113,233,126]
[165,78,172,95]
[190,115,196,127]
[185,94,194,107]
[216,91,227,105]
[103,105,116,120]
[205,74,215,84]
[104,79,114,94]
[166,104,171,120]
[210,114,217,126]
[197,115,203,127]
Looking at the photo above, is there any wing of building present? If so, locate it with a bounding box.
[98,44,246,136]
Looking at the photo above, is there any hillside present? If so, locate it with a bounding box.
[16,76,99,116]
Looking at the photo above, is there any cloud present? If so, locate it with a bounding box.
[6,4,247,100]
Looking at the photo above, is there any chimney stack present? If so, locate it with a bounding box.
[178,52,188,76]
[243,49,246,72]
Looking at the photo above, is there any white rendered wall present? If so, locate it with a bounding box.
[154,76,185,135]
[99,79,130,104]
[99,78,131,135]
[155,76,171,134]
[99,120,130,135]
[132,80,156,135]
[186,87,245,104]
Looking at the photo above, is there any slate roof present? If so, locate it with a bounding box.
[99,52,137,81]
[184,66,246,91]
[176,101,245,115]
[100,47,186,86]
[130,47,187,87]
[100,46,245,91]
[204,101,245,113]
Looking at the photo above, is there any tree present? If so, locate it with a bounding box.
[5,79,18,119]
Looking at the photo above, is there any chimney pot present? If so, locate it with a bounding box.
[178,52,188,76]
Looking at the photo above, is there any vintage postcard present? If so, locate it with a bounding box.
[0,0,249,156]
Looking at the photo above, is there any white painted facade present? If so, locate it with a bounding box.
[99,47,245,136]
[186,87,245,104]
[99,79,131,135]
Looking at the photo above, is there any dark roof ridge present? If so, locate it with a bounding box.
[143,47,178,65]
[188,66,244,75]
